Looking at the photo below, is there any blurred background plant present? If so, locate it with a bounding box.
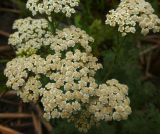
[0,0,160,134]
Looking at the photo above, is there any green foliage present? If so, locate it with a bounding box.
[53,120,116,134]
[122,104,160,134]
[10,0,31,17]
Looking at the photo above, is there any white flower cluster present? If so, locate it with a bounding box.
[4,50,102,131]
[4,55,47,102]
[47,26,94,53]
[4,51,131,132]
[8,17,50,55]
[89,79,131,122]
[41,50,102,121]
[105,0,160,36]
[9,18,93,56]
[66,79,131,132]
[6,9,131,132]
[26,0,79,17]
[18,76,42,103]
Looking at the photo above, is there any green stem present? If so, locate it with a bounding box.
[105,32,126,80]
[45,15,57,34]
[49,20,57,34]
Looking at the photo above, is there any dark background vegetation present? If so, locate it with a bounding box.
[0,0,160,134]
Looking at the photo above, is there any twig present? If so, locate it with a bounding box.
[140,45,159,56]
[32,113,42,134]
[0,7,20,14]
[0,30,10,37]
[0,113,32,118]
[13,123,33,128]
[35,105,53,132]
[142,36,160,45]
[143,35,160,41]
[0,99,18,105]
[0,91,16,98]
[144,35,159,39]
[0,125,22,134]
[17,101,23,125]
[0,45,12,52]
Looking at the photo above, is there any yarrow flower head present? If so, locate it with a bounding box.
[4,51,131,132]
[4,55,47,102]
[26,0,80,17]
[68,79,131,132]
[5,0,132,132]
[8,18,94,56]
[105,0,160,36]
[8,17,50,55]
[89,79,131,122]
[48,26,94,53]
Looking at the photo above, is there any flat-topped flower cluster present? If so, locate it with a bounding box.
[5,0,132,132]
[26,0,79,17]
[8,17,49,55]
[9,17,93,56]
[106,0,160,36]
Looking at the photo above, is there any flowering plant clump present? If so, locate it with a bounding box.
[105,0,160,36]
[4,0,132,132]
